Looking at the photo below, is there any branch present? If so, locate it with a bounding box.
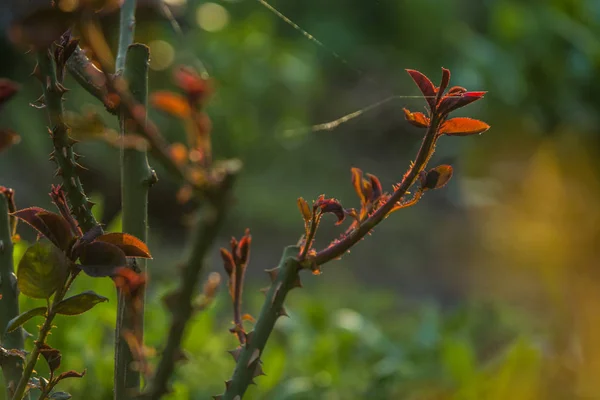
[116,0,137,75]
[0,188,27,400]
[313,115,440,266]
[38,48,100,233]
[114,43,154,399]
[220,246,301,400]
[143,161,240,400]
[66,46,116,114]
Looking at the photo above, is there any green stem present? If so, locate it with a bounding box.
[221,246,301,400]
[0,189,27,399]
[115,44,154,399]
[11,269,73,400]
[115,0,137,74]
[143,164,239,400]
[38,49,99,233]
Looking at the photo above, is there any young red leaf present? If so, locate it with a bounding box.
[0,79,19,107]
[366,173,382,202]
[39,344,61,373]
[439,118,490,136]
[297,197,312,225]
[220,248,235,277]
[95,232,152,259]
[422,165,453,190]
[55,369,86,382]
[314,197,345,225]
[406,69,436,110]
[437,91,486,115]
[150,91,191,118]
[236,231,252,266]
[78,241,127,277]
[403,108,430,128]
[36,211,76,251]
[174,66,212,102]
[0,129,20,152]
[113,268,146,297]
[351,168,368,206]
[437,68,451,102]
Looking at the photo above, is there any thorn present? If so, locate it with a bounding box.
[247,348,260,367]
[73,153,83,160]
[86,200,96,209]
[54,168,63,177]
[74,162,88,171]
[31,62,43,82]
[244,331,254,346]
[253,362,266,377]
[227,347,242,361]
[265,267,278,282]
[56,83,69,95]
[225,380,232,390]
[68,137,79,146]
[212,396,223,400]
[70,177,77,187]
[234,396,241,400]
[259,287,269,295]
[278,306,289,318]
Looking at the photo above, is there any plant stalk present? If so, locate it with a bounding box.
[0,189,27,399]
[115,43,154,399]
[143,165,239,400]
[221,246,301,399]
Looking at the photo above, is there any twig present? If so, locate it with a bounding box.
[0,188,28,400]
[115,0,137,75]
[142,161,240,400]
[314,115,440,266]
[114,43,154,399]
[66,46,116,114]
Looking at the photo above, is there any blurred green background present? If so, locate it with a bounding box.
[1,0,600,398]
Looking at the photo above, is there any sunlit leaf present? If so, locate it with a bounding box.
[5,307,47,333]
[17,241,68,299]
[39,344,61,373]
[437,91,486,115]
[351,168,367,206]
[12,208,75,251]
[0,129,20,152]
[314,196,346,225]
[78,241,127,277]
[402,108,429,128]
[55,369,85,382]
[95,232,151,258]
[439,117,490,136]
[150,91,191,118]
[54,290,108,316]
[173,66,212,101]
[438,68,451,99]
[366,173,382,201]
[297,197,312,225]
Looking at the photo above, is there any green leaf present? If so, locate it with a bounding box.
[17,241,68,299]
[5,306,47,333]
[54,291,109,315]
[49,392,72,400]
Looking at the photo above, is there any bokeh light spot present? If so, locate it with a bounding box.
[148,40,175,71]
[196,3,230,32]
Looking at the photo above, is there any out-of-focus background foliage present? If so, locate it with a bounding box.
[1,0,600,398]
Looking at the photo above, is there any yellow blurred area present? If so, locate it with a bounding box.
[460,136,600,399]
[196,2,230,32]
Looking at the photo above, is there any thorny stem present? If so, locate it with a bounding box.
[232,259,246,345]
[221,116,442,399]
[221,247,302,400]
[313,115,441,266]
[38,49,99,233]
[0,189,27,400]
[143,163,240,400]
[114,43,154,399]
